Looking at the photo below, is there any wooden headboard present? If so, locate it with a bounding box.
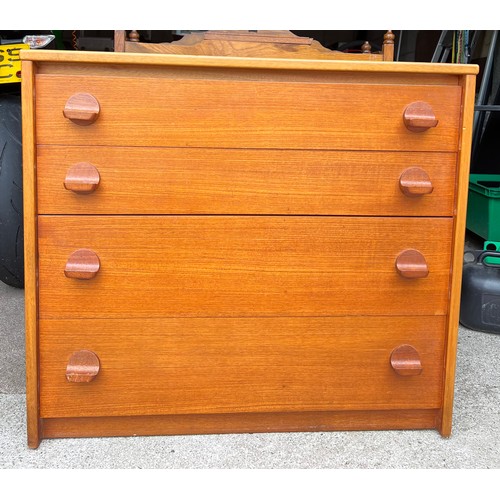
[114,30,395,61]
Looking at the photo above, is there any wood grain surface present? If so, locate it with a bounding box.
[37,216,453,319]
[440,73,478,437]
[35,75,462,151]
[42,409,439,439]
[121,37,386,61]
[39,316,446,418]
[22,52,478,444]
[21,49,479,77]
[34,62,462,86]
[21,60,41,449]
[36,146,458,216]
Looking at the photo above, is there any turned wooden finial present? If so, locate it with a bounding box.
[128,30,140,42]
[384,30,395,45]
[383,30,395,61]
[361,41,372,54]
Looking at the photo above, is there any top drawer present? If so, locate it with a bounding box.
[35,75,462,152]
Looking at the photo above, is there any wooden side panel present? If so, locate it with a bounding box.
[440,74,476,437]
[35,75,462,151]
[21,60,41,449]
[37,216,453,319]
[36,147,458,216]
[39,316,446,418]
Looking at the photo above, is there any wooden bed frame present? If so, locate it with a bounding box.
[113,30,395,61]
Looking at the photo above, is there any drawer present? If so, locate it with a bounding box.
[39,316,446,418]
[38,216,453,319]
[37,146,457,216]
[35,75,461,151]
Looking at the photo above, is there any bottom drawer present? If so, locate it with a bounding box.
[39,316,446,418]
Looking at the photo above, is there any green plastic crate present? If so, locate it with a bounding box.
[466,174,500,241]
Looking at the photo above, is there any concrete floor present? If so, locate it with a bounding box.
[1,268,499,468]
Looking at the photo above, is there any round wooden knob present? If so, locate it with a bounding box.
[390,345,422,376]
[63,93,100,125]
[403,101,438,132]
[66,350,100,382]
[399,167,434,197]
[64,249,100,280]
[64,162,100,193]
[395,249,429,278]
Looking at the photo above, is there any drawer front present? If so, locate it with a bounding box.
[37,146,457,216]
[38,216,453,319]
[35,75,461,151]
[39,316,446,418]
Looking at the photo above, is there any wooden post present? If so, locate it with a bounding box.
[114,30,126,52]
[383,30,395,61]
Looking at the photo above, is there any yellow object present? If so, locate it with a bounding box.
[0,43,29,84]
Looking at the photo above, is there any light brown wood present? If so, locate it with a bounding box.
[395,249,430,279]
[383,31,395,61]
[113,31,125,52]
[34,61,461,86]
[203,30,314,45]
[35,75,462,151]
[22,49,479,76]
[22,50,478,446]
[64,249,100,280]
[21,60,41,449]
[64,162,100,193]
[38,316,446,418]
[66,350,100,383]
[399,167,434,197]
[119,30,388,61]
[37,147,458,216]
[390,345,423,376]
[62,93,100,125]
[37,216,453,319]
[440,74,477,437]
[128,30,140,42]
[403,101,439,132]
[42,409,439,439]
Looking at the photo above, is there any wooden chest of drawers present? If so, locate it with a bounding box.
[21,49,477,448]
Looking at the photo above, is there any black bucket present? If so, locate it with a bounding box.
[460,250,500,333]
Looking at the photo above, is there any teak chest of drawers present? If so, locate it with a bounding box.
[21,49,478,448]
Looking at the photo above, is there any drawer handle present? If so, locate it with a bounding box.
[403,101,439,132]
[64,162,100,193]
[395,249,429,279]
[399,167,434,197]
[64,249,100,280]
[63,93,100,125]
[66,350,100,383]
[390,345,422,376]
